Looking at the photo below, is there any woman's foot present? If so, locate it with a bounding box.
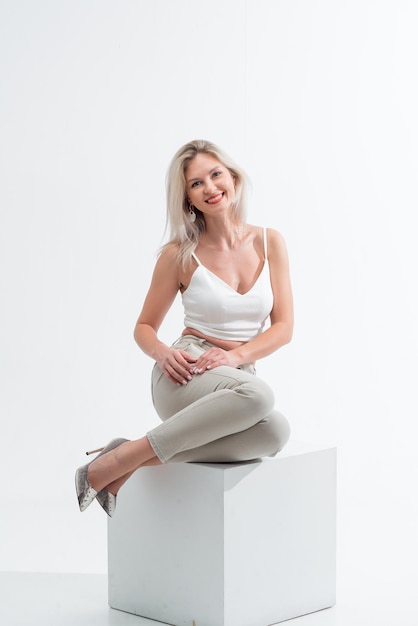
[75,438,129,513]
[87,437,157,494]
[76,436,158,515]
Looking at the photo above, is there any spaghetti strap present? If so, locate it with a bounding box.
[191,252,202,266]
[263,227,268,259]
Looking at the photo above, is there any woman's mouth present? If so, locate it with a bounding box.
[205,193,224,205]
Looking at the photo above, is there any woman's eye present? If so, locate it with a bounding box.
[213,171,222,178]
[191,181,200,188]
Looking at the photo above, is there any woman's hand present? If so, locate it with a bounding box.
[191,347,240,374]
[156,348,197,386]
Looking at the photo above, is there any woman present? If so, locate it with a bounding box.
[75,139,294,517]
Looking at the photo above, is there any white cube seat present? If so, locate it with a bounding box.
[108,441,336,626]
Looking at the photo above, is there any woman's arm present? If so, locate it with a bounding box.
[134,245,197,385]
[192,229,294,371]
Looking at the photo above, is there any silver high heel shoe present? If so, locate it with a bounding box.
[75,464,97,512]
[75,438,129,514]
[96,489,117,517]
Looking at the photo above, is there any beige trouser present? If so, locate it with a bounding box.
[146,335,290,463]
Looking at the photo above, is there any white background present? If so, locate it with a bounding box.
[1,0,417,619]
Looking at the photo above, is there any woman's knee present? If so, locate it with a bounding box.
[266,411,291,455]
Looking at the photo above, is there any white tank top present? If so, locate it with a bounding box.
[181,228,274,342]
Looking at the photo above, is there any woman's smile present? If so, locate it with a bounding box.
[206,192,224,205]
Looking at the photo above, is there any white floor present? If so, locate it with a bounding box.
[0,570,417,626]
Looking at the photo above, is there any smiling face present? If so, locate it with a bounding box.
[185,152,236,216]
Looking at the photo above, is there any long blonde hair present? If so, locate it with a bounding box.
[163,139,249,268]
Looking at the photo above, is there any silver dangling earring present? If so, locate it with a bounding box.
[189,204,196,223]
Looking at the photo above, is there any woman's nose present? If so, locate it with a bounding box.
[203,178,216,193]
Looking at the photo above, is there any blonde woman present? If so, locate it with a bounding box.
[76,140,294,516]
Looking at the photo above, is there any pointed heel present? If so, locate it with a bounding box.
[86,447,105,456]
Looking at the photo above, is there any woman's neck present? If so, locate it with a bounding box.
[202,218,247,250]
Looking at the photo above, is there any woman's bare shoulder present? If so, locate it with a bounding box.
[246,224,287,252]
[266,226,286,245]
[159,240,180,256]
[157,241,181,266]
[265,228,289,265]
[156,242,195,290]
